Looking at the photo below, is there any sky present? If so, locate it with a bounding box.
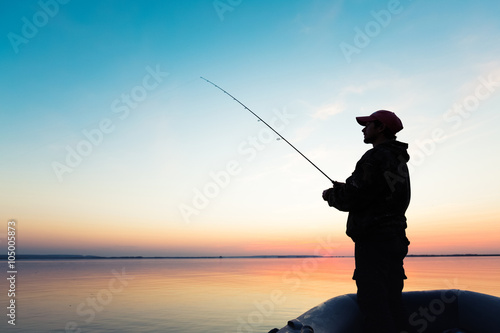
[1,0,499,257]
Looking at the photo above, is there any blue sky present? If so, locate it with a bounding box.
[1,0,500,256]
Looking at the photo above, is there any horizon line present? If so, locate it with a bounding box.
[4,253,500,260]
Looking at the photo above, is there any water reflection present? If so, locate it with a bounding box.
[0,257,498,332]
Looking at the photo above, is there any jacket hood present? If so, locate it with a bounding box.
[379,140,410,162]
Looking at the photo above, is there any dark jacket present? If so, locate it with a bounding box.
[325,140,411,242]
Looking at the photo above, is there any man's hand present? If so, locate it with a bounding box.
[322,188,333,201]
[323,181,348,211]
[323,182,345,201]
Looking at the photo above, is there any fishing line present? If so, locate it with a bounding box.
[200,77,335,184]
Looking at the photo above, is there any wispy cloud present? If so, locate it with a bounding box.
[312,102,344,120]
[310,79,388,120]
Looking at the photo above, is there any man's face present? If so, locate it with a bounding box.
[362,121,379,144]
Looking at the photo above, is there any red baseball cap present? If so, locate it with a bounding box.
[356,110,403,134]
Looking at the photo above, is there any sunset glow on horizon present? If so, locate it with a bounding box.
[1,0,500,257]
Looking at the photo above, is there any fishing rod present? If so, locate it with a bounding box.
[200,77,335,184]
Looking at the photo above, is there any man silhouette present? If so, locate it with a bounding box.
[322,110,411,333]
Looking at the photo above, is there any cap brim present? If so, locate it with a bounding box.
[356,116,375,126]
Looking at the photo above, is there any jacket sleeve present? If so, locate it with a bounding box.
[327,157,378,212]
[325,182,350,211]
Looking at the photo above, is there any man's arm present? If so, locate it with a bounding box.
[322,158,378,212]
[323,181,350,212]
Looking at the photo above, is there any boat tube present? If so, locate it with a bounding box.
[268,289,500,333]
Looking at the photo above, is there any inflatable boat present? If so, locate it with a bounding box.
[268,289,500,333]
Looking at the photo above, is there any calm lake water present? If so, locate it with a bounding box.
[1,257,499,332]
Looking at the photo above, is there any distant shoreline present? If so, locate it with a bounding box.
[2,254,500,260]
